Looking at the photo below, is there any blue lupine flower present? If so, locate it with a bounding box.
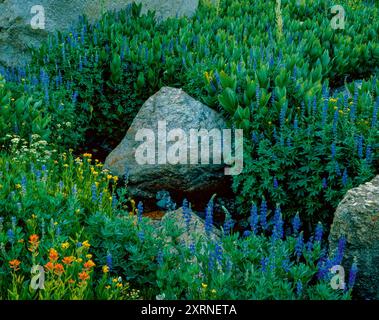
[372,97,378,128]
[76,242,82,248]
[156,250,163,266]
[223,215,234,236]
[312,96,317,116]
[366,144,372,164]
[72,91,79,105]
[322,99,328,126]
[342,169,348,187]
[251,131,259,144]
[282,258,290,272]
[260,257,269,272]
[357,135,364,159]
[295,232,304,258]
[7,229,15,244]
[293,116,298,131]
[106,252,113,270]
[296,280,303,296]
[91,183,97,202]
[112,195,118,209]
[348,262,358,290]
[256,82,260,106]
[279,104,286,128]
[21,176,27,193]
[214,71,221,88]
[55,225,61,236]
[189,242,196,255]
[182,199,191,232]
[260,199,267,230]
[137,201,143,223]
[306,237,314,252]
[322,177,328,189]
[205,201,214,237]
[138,231,145,241]
[317,256,334,280]
[243,230,251,237]
[332,110,339,134]
[250,203,259,234]
[292,213,301,235]
[315,222,323,242]
[343,91,349,109]
[273,177,279,189]
[334,236,346,265]
[214,242,223,264]
[292,66,297,82]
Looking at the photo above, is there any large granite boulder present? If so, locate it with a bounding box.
[104,87,231,201]
[329,176,379,299]
[0,0,200,67]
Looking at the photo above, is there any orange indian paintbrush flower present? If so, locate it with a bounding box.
[54,263,65,276]
[28,234,39,252]
[49,248,59,262]
[45,261,54,272]
[78,271,90,282]
[9,259,21,271]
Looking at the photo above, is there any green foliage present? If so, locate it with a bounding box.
[0,146,352,300]
[0,0,378,299]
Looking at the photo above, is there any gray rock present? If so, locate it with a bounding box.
[329,176,379,299]
[0,0,200,67]
[161,207,221,246]
[104,87,229,200]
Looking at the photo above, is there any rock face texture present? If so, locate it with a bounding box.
[0,0,200,66]
[104,87,229,200]
[161,207,221,245]
[329,176,379,299]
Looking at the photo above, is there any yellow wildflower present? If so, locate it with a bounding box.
[102,265,110,273]
[82,240,91,248]
[201,283,208,289]
[61,242,70,250]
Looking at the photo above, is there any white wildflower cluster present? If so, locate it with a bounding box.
[5,134,56,164]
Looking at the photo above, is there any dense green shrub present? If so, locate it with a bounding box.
[0,147,356,300]
[0,76,50,145]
